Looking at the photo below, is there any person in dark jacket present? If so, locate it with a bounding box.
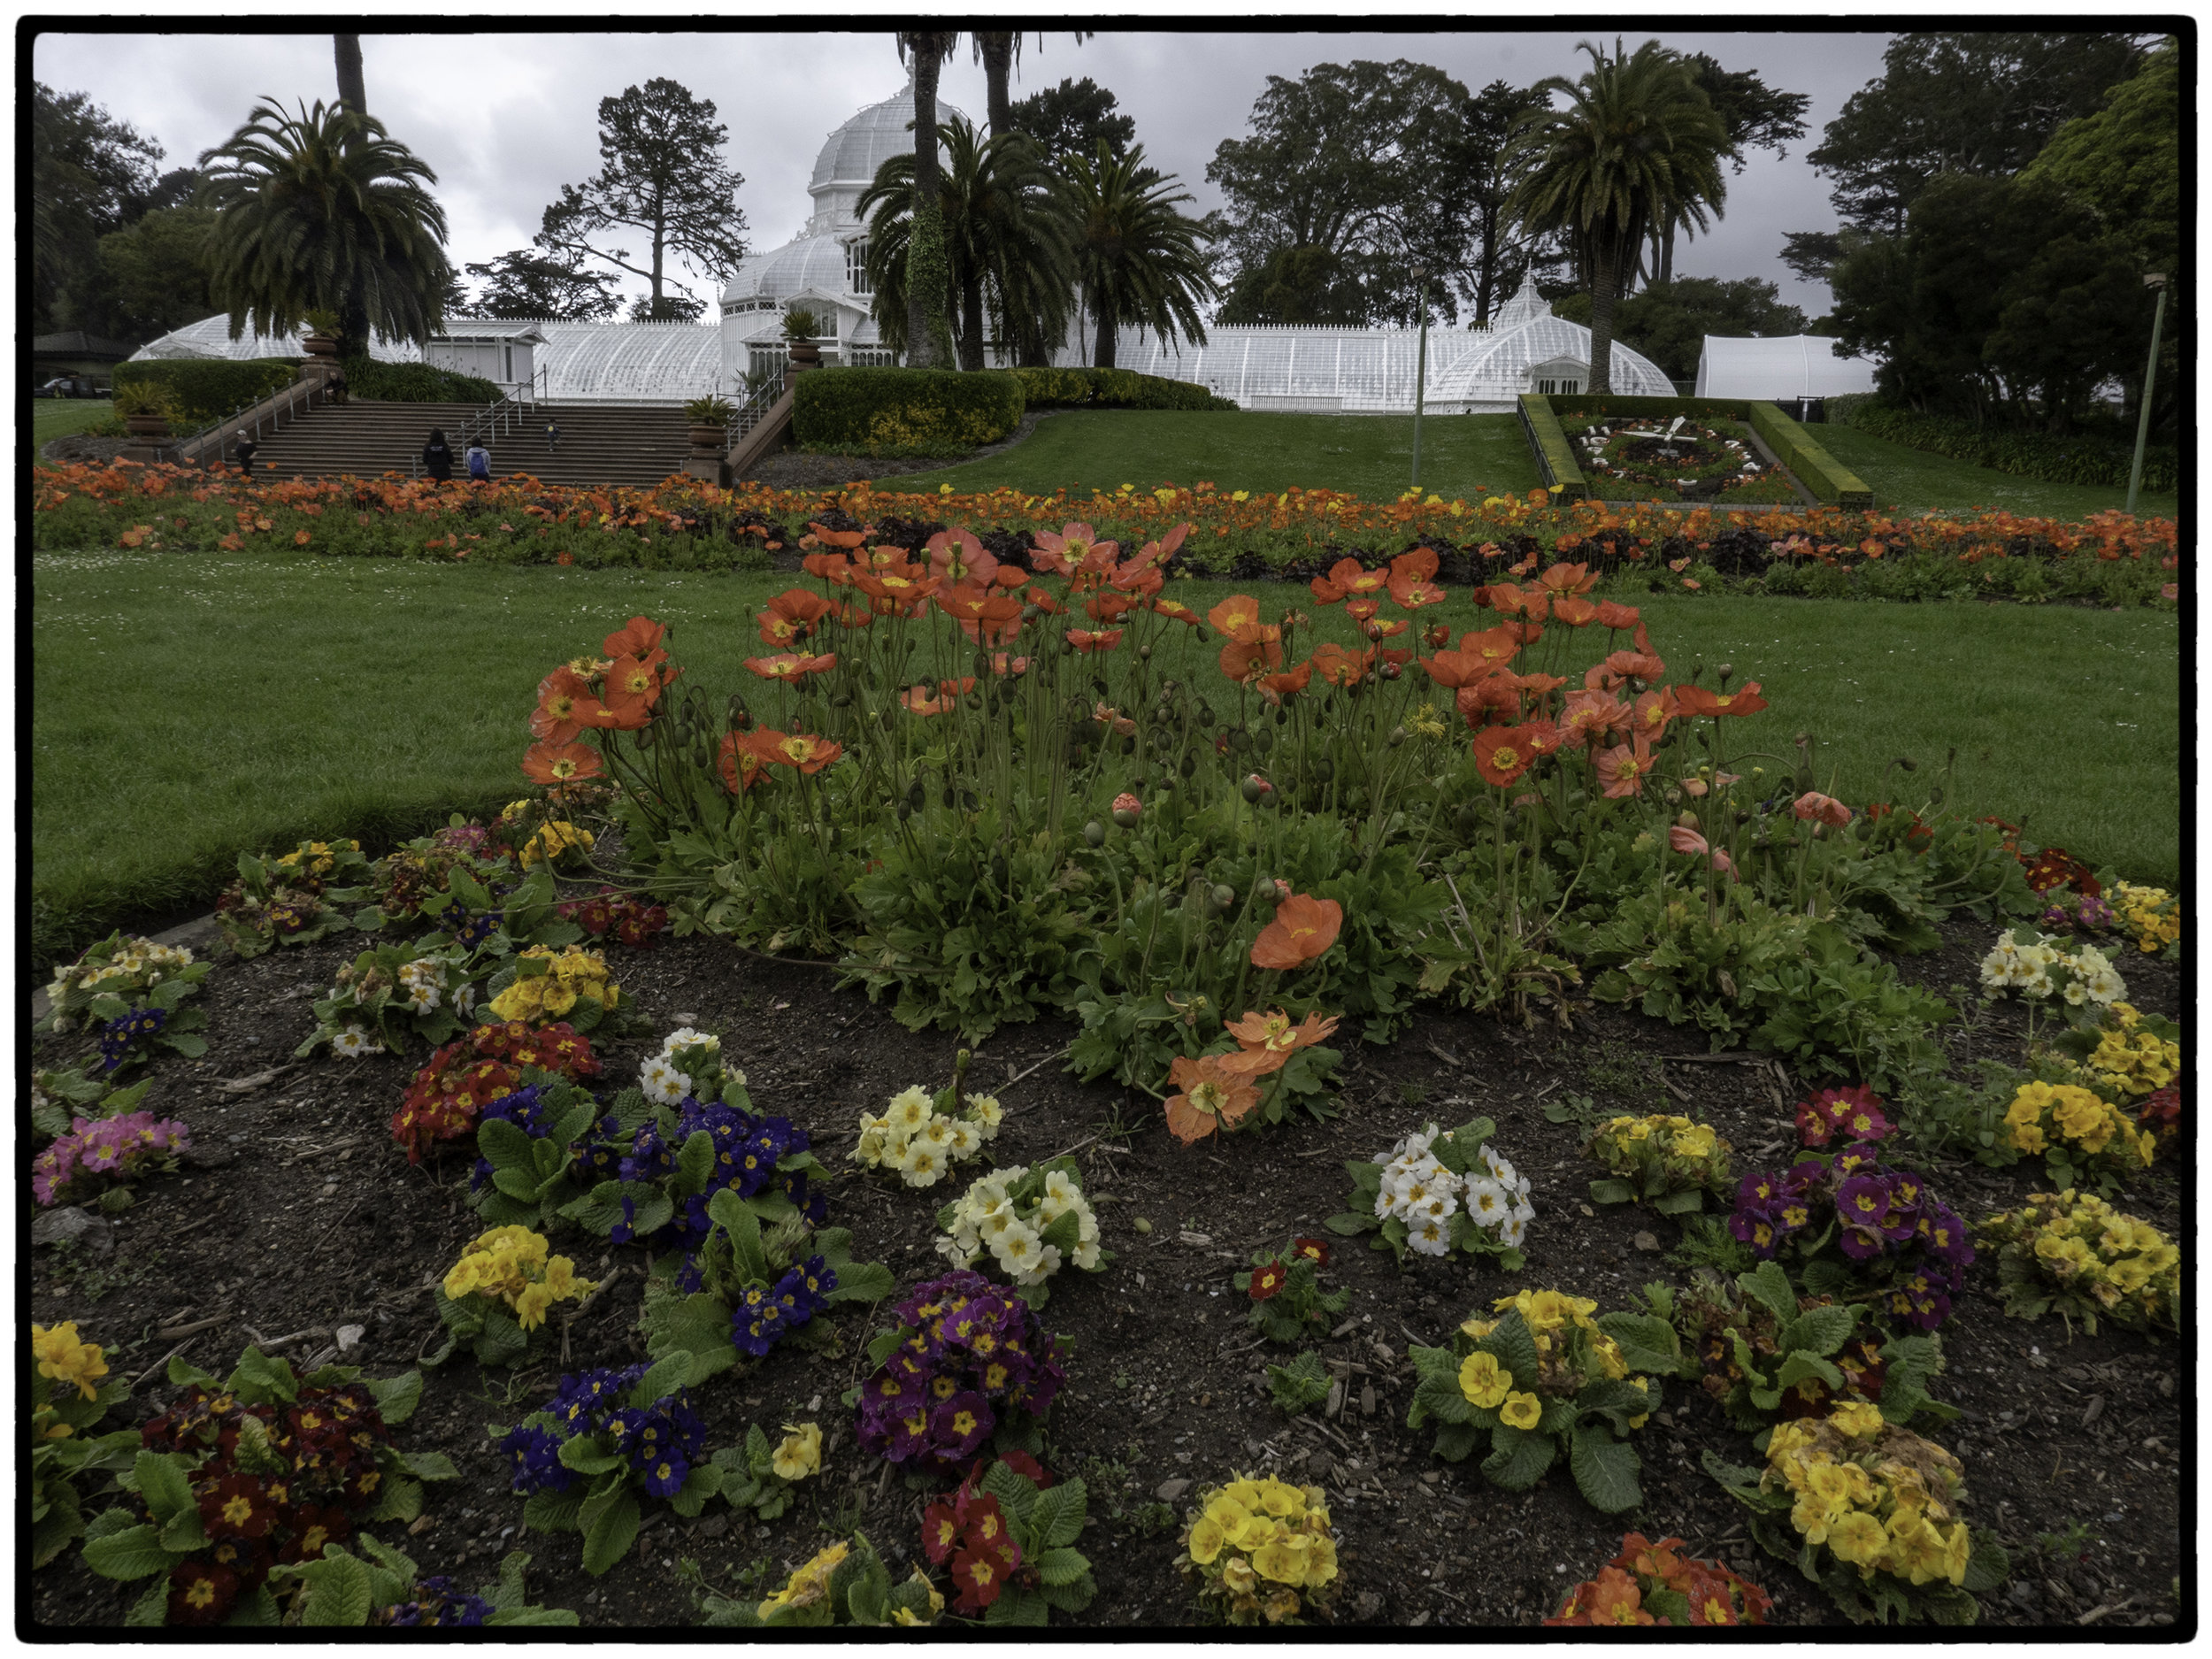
[234,430,257,478]
[466,440,493,482]
[422,428,454,482]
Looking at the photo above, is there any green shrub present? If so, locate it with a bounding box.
[794,366,1024,457]
[1012,365,1238,412]
[1833,400,2177,493]
[340,357,502,404]
[111,358,298,426]
[1743,402,1871,509]
[1517,395,1587,501]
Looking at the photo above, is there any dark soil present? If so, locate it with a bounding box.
[27,909,2184,1632]
[744,410,1061,493]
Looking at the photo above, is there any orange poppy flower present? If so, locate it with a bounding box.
[758,588,834,646]
[1669,824,1739,879]
[531,666,609,742]
[1455,625,1524,672]
[1455,673,1523,726]
[1364,617,1409,640]
[1164,1054,1262,1145]
[1216,1045,1288,1079]
[744,652,835,680]
[717,733,770,794]
[987,652,1031,677]
[1519,718,1567,758]
[1249,894,1343,969]
[800,550,853,585]
[1110,561,1165,598]
[1150,597,1202,626]
[603,615,668,665]
[1560,688,1631,746]
[852,565,942,611]
[1594,736,1655,797]
[739,729,843,774]
[600,654,665,727]
[1084,591,1139,623]
[1027,521,1108,576]
[1471,725,1536,787]
[1223,1008,1340,1059]
[1255,660,1313,705]
[1594,601,1641,631]
[1420,649,1493,689]
[1550,595,1600,627]
[925,526,998,586]
[1793,790,1851,826]
[1389,546,1440,583]
[1631,687,1680,737]
[1341,596,1381,625]
[1219,633,1286,681]
[1310,641,1374,687]
[1536,560,1599,597]
[1675,681,1768,718]
[1388,573,1448,610]
[1486,581,1551,622]
[522,741,603,786]
[1065,627,1124,653]
[1502,619,1545,646]
[901,686,953,716]
[1206,594,1269,640]
[805,521,868,549]
[1606,649,1666,682]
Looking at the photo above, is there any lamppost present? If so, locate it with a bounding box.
[2125,272,2169,516]
[1410,265,1431,490]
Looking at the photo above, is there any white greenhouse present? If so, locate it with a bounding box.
[131,84,1676,414]
[1694,334,1878,400]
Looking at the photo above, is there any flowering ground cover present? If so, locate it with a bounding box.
[26,887,2182,1628]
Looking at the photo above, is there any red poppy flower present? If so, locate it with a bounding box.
[1472,724,1538,787]
[800,550,852,585]
[1594,600,1641,631]
[1550,595,1600,626]
[1206,594,1270,640]
[1066,627,1124,653]
[522,741,603,786]
[1249,894,1343,969]
[1255,660,1313,704]
[717,734,770,795]
[1675,681,1768,718]
[1310,641,1374,687]
[1594,737,1655,798]
[531,666,611,742]
[1249,1261,1288,1300]
[1390,545,1440,583]
[743,652,835,680]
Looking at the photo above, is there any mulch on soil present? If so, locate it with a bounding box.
[27,910,2182,1632]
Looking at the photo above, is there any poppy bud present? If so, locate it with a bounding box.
[897,801,912,821]
[1210,884,1237,913]
[1240,773,1271,803]
[1312,758,1334,783]
[1455,801,1482,833]
[1139,644,1153,660]
[1928,787,1945,807]
[1084,819,1105,847]
[1897,757,1918,772]
[1678,810,1701,829]
[1110,793,1141,828]
[1425,622,1451,649]
[1389,726,1407,747]
[1717,662,1733,682]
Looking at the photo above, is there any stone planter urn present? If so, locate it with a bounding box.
[302,333,341,362]
[787,339,822,370]
[688,424,730,452]
[123,412,173,441]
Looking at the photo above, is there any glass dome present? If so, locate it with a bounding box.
[801,77,965,237]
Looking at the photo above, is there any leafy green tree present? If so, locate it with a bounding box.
[859,115,1075,371]
[1450,80,1560,326]
[1508,39,1729,394]
[1805,32,2148,237]
[1648,56,1810,283]
[898,31,962,368]
[199,97,454,351]
[1059,142,1217,369]
[32,82,165,332]
[1009,74,1133,164]
[1207,59,1471,326]
[1555,275,1809,380]
[1217,244,1368,326]
[535,78,748,321]
[94,205,221,338]
[464,249,624,319]
[1829,171,2147,430]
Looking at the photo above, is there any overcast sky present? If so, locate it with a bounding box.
[32,23,1900,325]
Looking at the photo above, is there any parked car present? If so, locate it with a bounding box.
[35,375,108,399]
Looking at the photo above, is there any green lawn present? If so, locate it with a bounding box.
[32,549,2181,963]
[29,397,115,448]
[887,408,2179,521]
[891,411,1544,503]
[1812,421,2178,520]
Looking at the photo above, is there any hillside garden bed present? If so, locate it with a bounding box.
[30,518,2184,1630]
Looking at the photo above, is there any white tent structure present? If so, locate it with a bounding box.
[1694,334,1878,400]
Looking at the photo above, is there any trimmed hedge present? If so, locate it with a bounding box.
[793,366,1025,457]
[1544,394,1872,510]
[340,357,502,405]
[1517,395,1588,501]
[1013,365,1239,412]
[1831,399,2177,494]
[111,358,299,426]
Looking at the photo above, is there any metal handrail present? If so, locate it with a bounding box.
[173,378,320,470]
[726,377,785,444]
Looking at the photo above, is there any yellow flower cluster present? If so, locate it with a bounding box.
[272,838,360,880]
[487,946,619,1024]
[2083,1004,2180,1099]
[852,1084,1002,1187]
[1764,1406,1973,1587]
[517,820,595,870]
[1592,1113,1724,1165]
[2004,1080,2154,1168]
[1981,1191,2180,1331]
[1184,1474,1340,1624]
[2111,882,2180,954]
[32,1322,110,1401]
[46,935,196,1002]
[772,1422,823,1482]
[442,1225,594,1331]
[1460,1290,1654,1429]
[758,1540,849,1618]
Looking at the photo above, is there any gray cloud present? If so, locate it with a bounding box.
[34,26,1893,317]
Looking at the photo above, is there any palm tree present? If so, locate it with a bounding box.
[858,116,1075,372]
[1058,141,1217,370]
[199,96,452,353]
[896,31,961,368]
[1506,39,1726,392]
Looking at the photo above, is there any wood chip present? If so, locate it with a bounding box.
[211,1064,297,1094]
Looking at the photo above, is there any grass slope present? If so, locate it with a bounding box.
[1790,421,2177,520]
[29,398,116,448]
[890,411,1544,503]
[31,551,2180,963]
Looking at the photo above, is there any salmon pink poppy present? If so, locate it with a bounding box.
[741,729,843,774]
[1420,649,1493,689]
[987,652,1031,677]
[1249,894,1342,970]
[925,526,998,586]
[1164,1053,1263,1144]
[531,666,609,742]
[1668,825,1738,879]
[1536,560,1599,596]
[743,652,835,680]
[1255,660,1313,704]
[1028,521,1111,576]
[1550,595,1600,626]
[1560,688,1632,746]
[1471,725,1537,787]
[1675,681,1768,718]
[1084,591,1139,622]
[603,615,668,665]
[1594,601,1641,631]
[1486,581,1550,622]
[1150,597,1202,626]
[1308,557,1390,604]
[758,588,834,646]
[523,741,603,786]
[1389,545,1440,583]
[1223,1007,1340,1059]
[1630,687,1679,737]
[1218,633,1285,681]
[1518,718,1566,758]
[1606,649,1666,682]
[1793,791,1851,826]
[1065,627,1124,653]
[800,550,853,585]
[1110,559,1165,597]
[717,734,769,795]
[1456,625,1525,672]
[804,521,868,549]
[1310,641,1375,687]
[1206,594,1269,640]
[1594,737,1655,797]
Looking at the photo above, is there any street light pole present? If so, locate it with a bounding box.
[1410,266,1430,491]
[2125,273,2169,516]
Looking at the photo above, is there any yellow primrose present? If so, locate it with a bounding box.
[772,1422,823,1481]
[1187,1516,1226,1565]
[1499,1391,1541,1432]
[1457,1350,1511,1409]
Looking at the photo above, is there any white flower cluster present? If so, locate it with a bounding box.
[640,1026,740,1106]
[43,937,198,1031]
[1980,930,2126,1006]
[330,1025,388,1058]
[937,1164,1101,1286]
[396,956,477,1018]
[1373,1123,1533,1256]
[853,1085,1002,1187]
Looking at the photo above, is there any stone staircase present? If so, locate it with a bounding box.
[224,400,700,488]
